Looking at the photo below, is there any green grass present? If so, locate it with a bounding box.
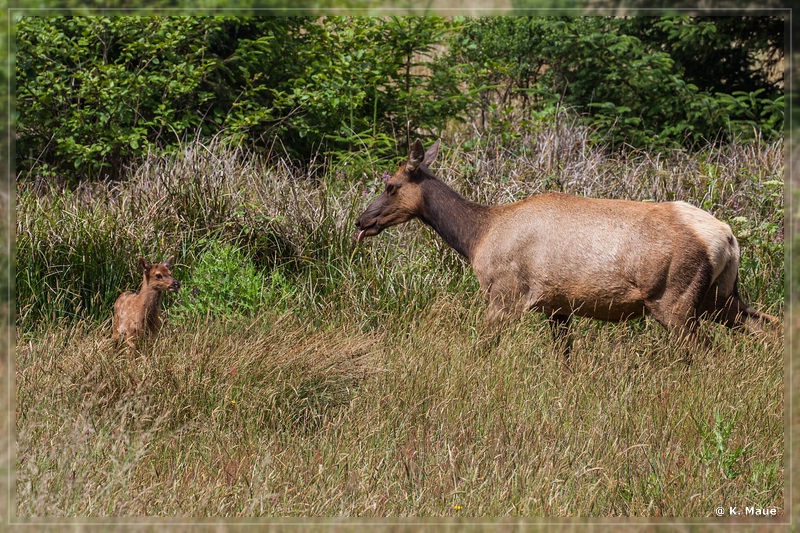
[14,122,785,518]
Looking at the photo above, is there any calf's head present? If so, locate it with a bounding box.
[355,139,440,243]
[140,256,181,292]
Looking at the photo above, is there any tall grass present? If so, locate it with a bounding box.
[16,303,783,517]
[16,122,785,329]
[15,120,785,518]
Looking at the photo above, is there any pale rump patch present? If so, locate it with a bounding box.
[671,201,739,291]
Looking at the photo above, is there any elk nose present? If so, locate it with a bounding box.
[355,219,362,230]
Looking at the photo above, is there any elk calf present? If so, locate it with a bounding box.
[355,139,778,357]
[112,257,180,349]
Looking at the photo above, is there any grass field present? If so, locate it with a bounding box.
[13,121,786,519]
[16,304,784,518]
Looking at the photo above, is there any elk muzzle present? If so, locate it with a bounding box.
[355,200,386,243]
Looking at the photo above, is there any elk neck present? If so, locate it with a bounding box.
[139,276,164,312]
[416,175,493,261]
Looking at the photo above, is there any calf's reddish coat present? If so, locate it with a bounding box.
[355,139,775,353]
[112,257,180,349]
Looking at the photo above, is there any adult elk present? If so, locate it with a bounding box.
[355,139,776,357]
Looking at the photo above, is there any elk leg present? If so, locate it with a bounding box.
[702,284,779,331]
[480,289,527,351]
[649,253,717,361]
[646,291,708,362]
[480,302,511,351]
[647,303,704,364]
[548,313,572,360]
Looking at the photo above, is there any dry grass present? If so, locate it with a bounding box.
[2,304,11,524]
[15,299,784,518]
[16,313,385,516]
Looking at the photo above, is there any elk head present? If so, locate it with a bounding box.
[355,139,440,243]
[140,256,181,292]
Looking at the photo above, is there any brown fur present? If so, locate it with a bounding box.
[356,139,777,357]
[112,256,180,349]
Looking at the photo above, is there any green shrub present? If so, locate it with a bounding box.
[14,16,475,183]
[447,16,784,150]
[19,16,784,185]
[173,241,266,322]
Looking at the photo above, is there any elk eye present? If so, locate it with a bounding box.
[156,274,163,279]
[386,184,396,194]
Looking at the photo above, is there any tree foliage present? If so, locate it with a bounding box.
[15,15,784,183]
[16,17,307,181]
[449,16,784,149]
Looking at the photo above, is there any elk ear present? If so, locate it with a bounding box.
[406,139,426,173]
[138,257,149,271]
[423,139,440,167]
[164,256,174,268]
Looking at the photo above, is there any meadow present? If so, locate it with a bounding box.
[14,119,785,519]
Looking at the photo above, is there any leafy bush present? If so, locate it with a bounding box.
[174,241,266,322]
[15,16,475,183]
[446,16,784,149]
[15,17,313,182]
[17,16,783,184]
